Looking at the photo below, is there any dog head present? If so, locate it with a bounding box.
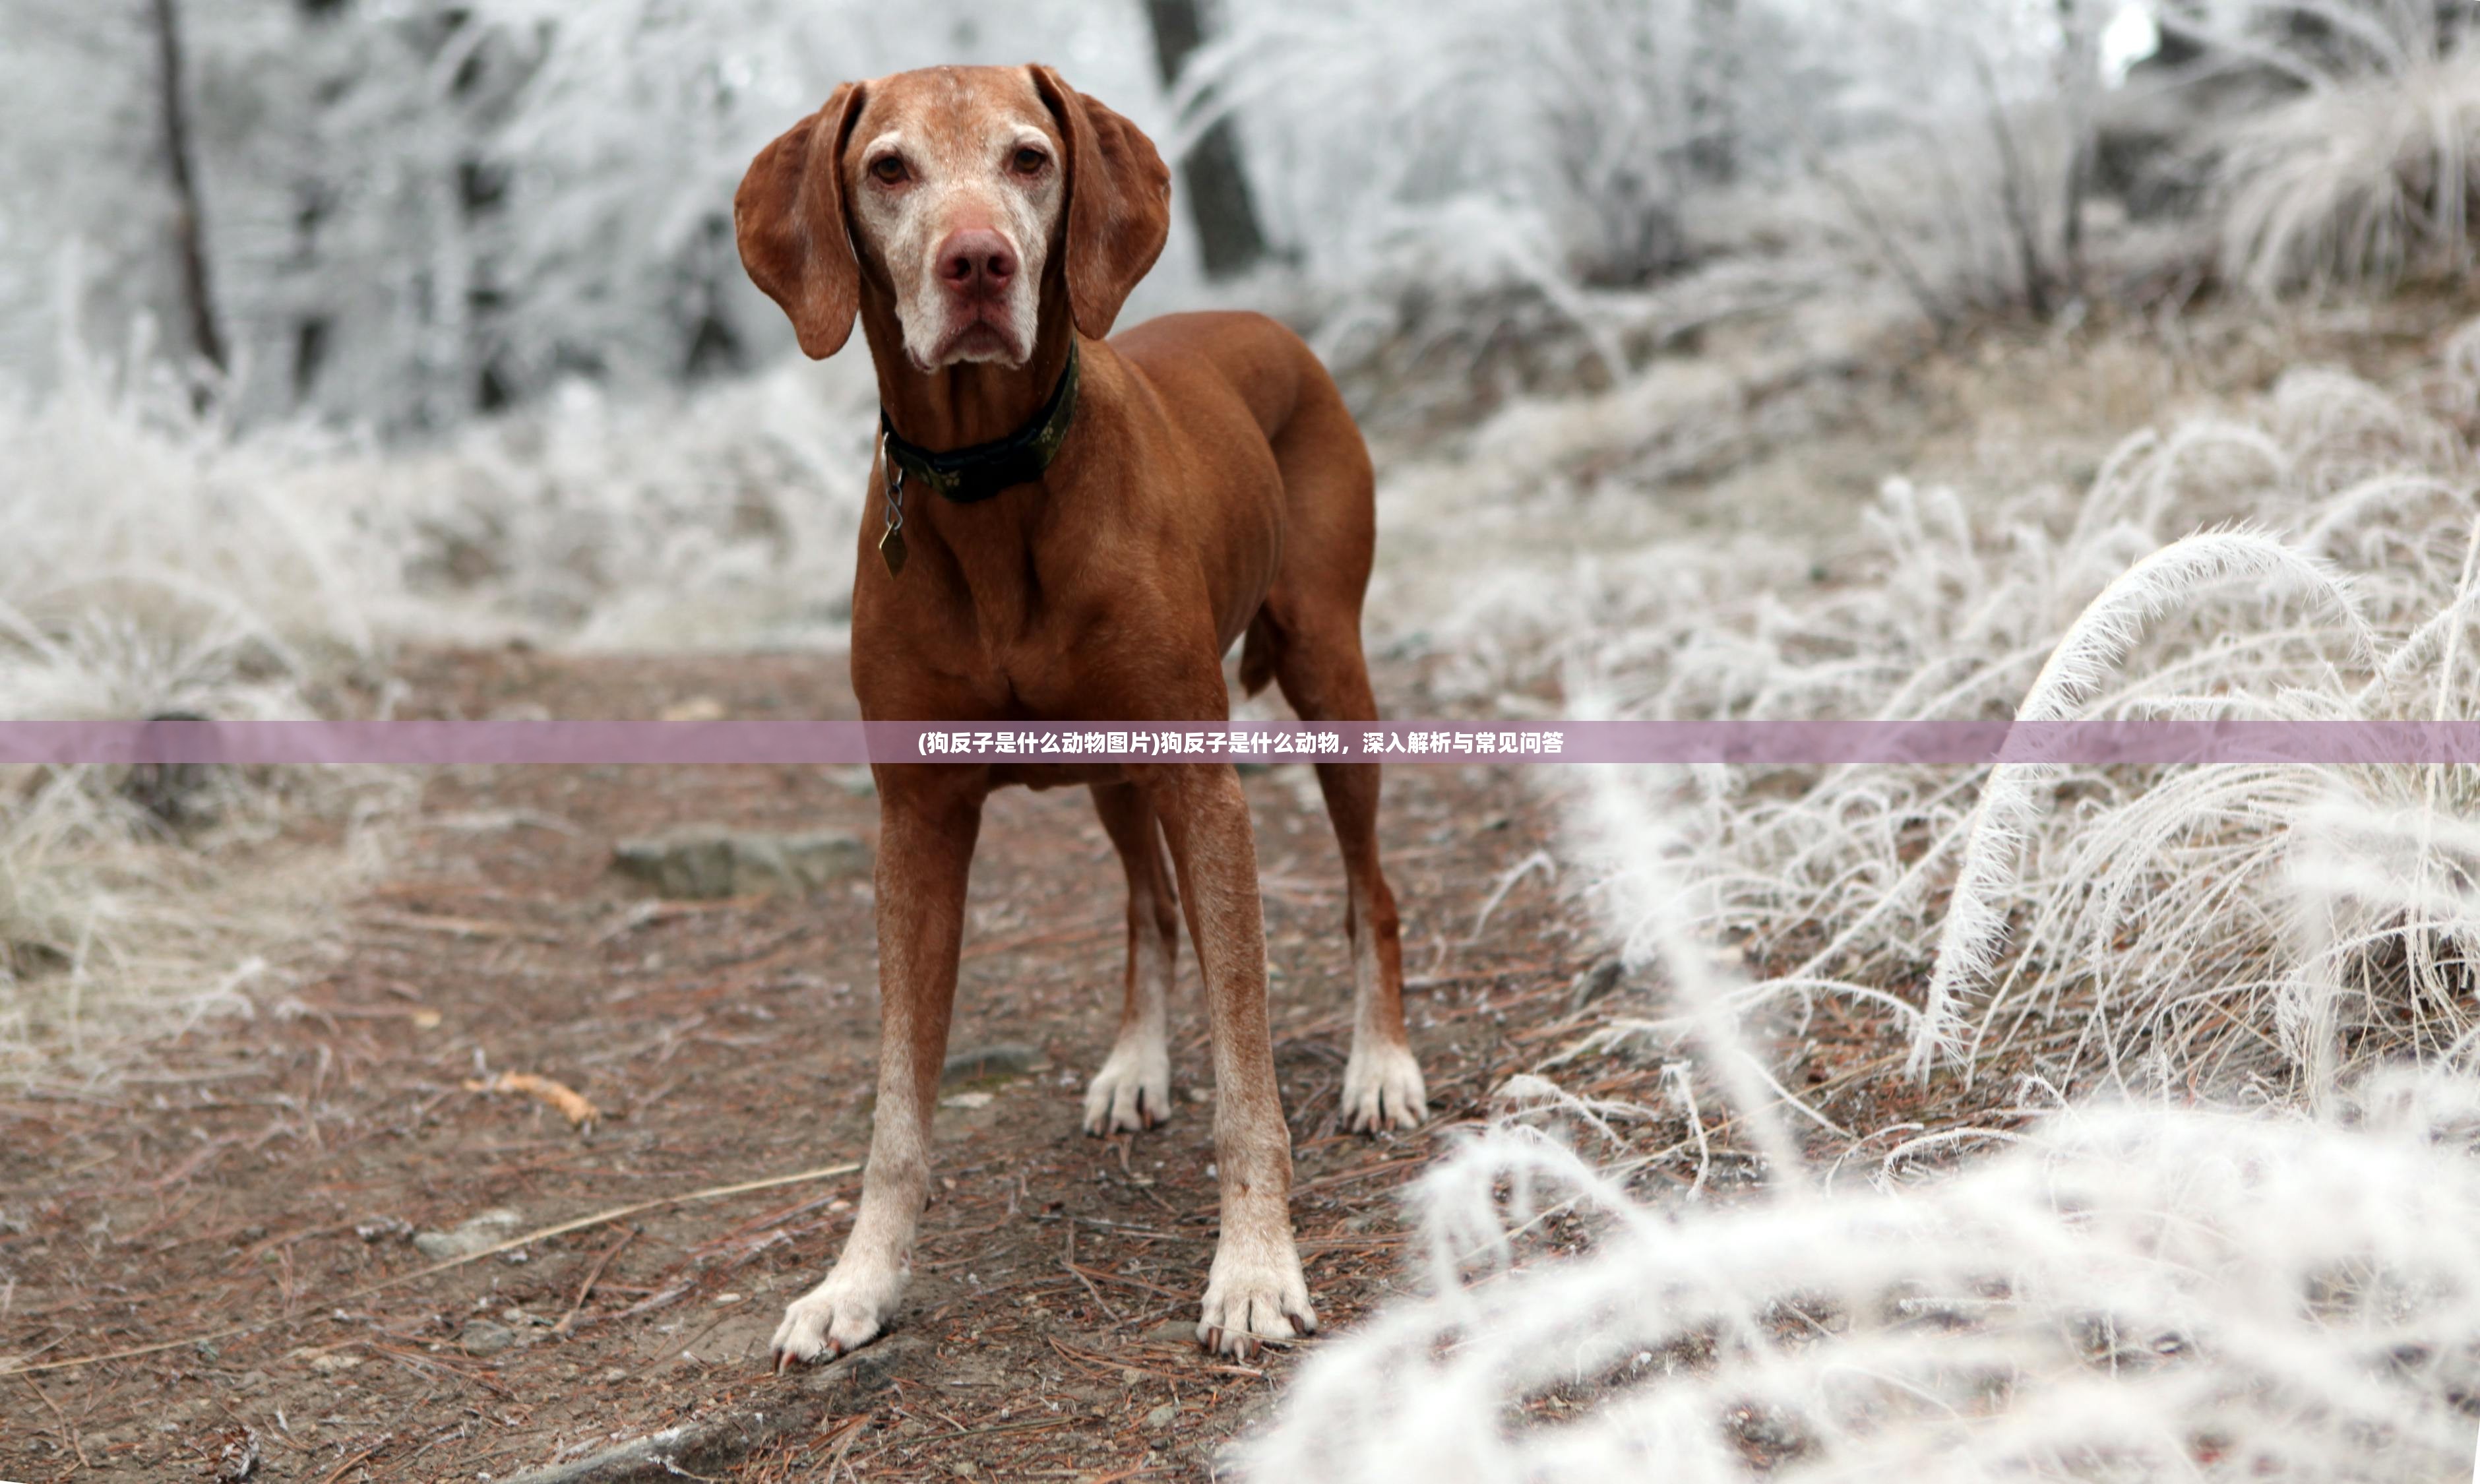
[735,65,1171,370]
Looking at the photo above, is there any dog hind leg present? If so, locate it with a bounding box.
[1268,620,1428,1133]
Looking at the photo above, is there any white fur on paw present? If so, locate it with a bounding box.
[1342,1040,1428,1132]
[1082,1040,1171,1134]
[1196,1238,1315,1359]
[770,1258,906,1369]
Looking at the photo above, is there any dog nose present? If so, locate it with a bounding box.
[936,230,1016,298]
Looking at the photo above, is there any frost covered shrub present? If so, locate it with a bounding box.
[0,336,879,687]
[0,347,376,724]
[2212,13,2480,297]
[346,352,879,649]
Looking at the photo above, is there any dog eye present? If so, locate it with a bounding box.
[869,156,908,185]
[1011,147,1047,175]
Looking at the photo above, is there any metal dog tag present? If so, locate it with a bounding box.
[878,452,908,576]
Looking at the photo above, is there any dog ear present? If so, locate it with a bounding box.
[1028,65,1172,340]
[735,82,867,359]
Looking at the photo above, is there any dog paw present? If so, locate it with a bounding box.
[770,1259,906,1373]
[1341,1041,1427,1133]
[1196,1241,1315,1361]
[1082,1041,1171,1134]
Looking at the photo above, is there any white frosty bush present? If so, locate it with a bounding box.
[0,333,877,1060]
[2209,0,2480,297]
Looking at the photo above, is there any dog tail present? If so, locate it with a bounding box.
[1238,614,1278,698]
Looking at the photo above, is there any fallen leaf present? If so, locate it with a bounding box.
[465,1071,600,1130]
[660,696,727,722]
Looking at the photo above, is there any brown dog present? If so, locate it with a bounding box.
[734,64,1425,1367]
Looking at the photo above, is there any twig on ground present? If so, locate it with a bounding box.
[314,1437,392,1484]
[1063,1224,1125,1325]
[19,1373,90,1468]
[1065,1262,1185,1301]
[553,1226,638,1334]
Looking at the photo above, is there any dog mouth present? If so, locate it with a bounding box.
[923,306,1026,369]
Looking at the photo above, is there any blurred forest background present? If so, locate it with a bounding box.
[12,0,2461,431]
[16,1,2480,1477]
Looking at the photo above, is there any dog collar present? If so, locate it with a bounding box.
[879,341,1080,506]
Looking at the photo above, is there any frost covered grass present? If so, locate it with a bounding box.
[1253,300,2480,1481]
[1247,1073,2480,1481]
[0,338,878,1070]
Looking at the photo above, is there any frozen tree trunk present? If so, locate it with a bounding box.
[1688,0,1740,185]
[2055,0,2101,295]
[149,0,226,374]
[1143,0,1270,279]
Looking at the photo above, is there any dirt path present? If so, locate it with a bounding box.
[0,647,1674,1481]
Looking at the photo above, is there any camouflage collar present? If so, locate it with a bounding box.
[879,340,1080,506]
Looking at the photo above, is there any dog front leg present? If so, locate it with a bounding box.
[1142,762,1315,1359]
[772,767,981,1370]
[1084,781,1178,1133]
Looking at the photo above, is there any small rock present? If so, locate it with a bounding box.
[307,1351,363,1375]
[940,1042,1038,1086]
[459,1319,521,1357]
[1144,1318,1196,1346]
[1144,1401,1179,1431]
[611,827,869,900]
[939,1091,995,1110]
[412,1208,523,1262]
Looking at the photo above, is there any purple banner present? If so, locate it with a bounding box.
[4,718,2480,765]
